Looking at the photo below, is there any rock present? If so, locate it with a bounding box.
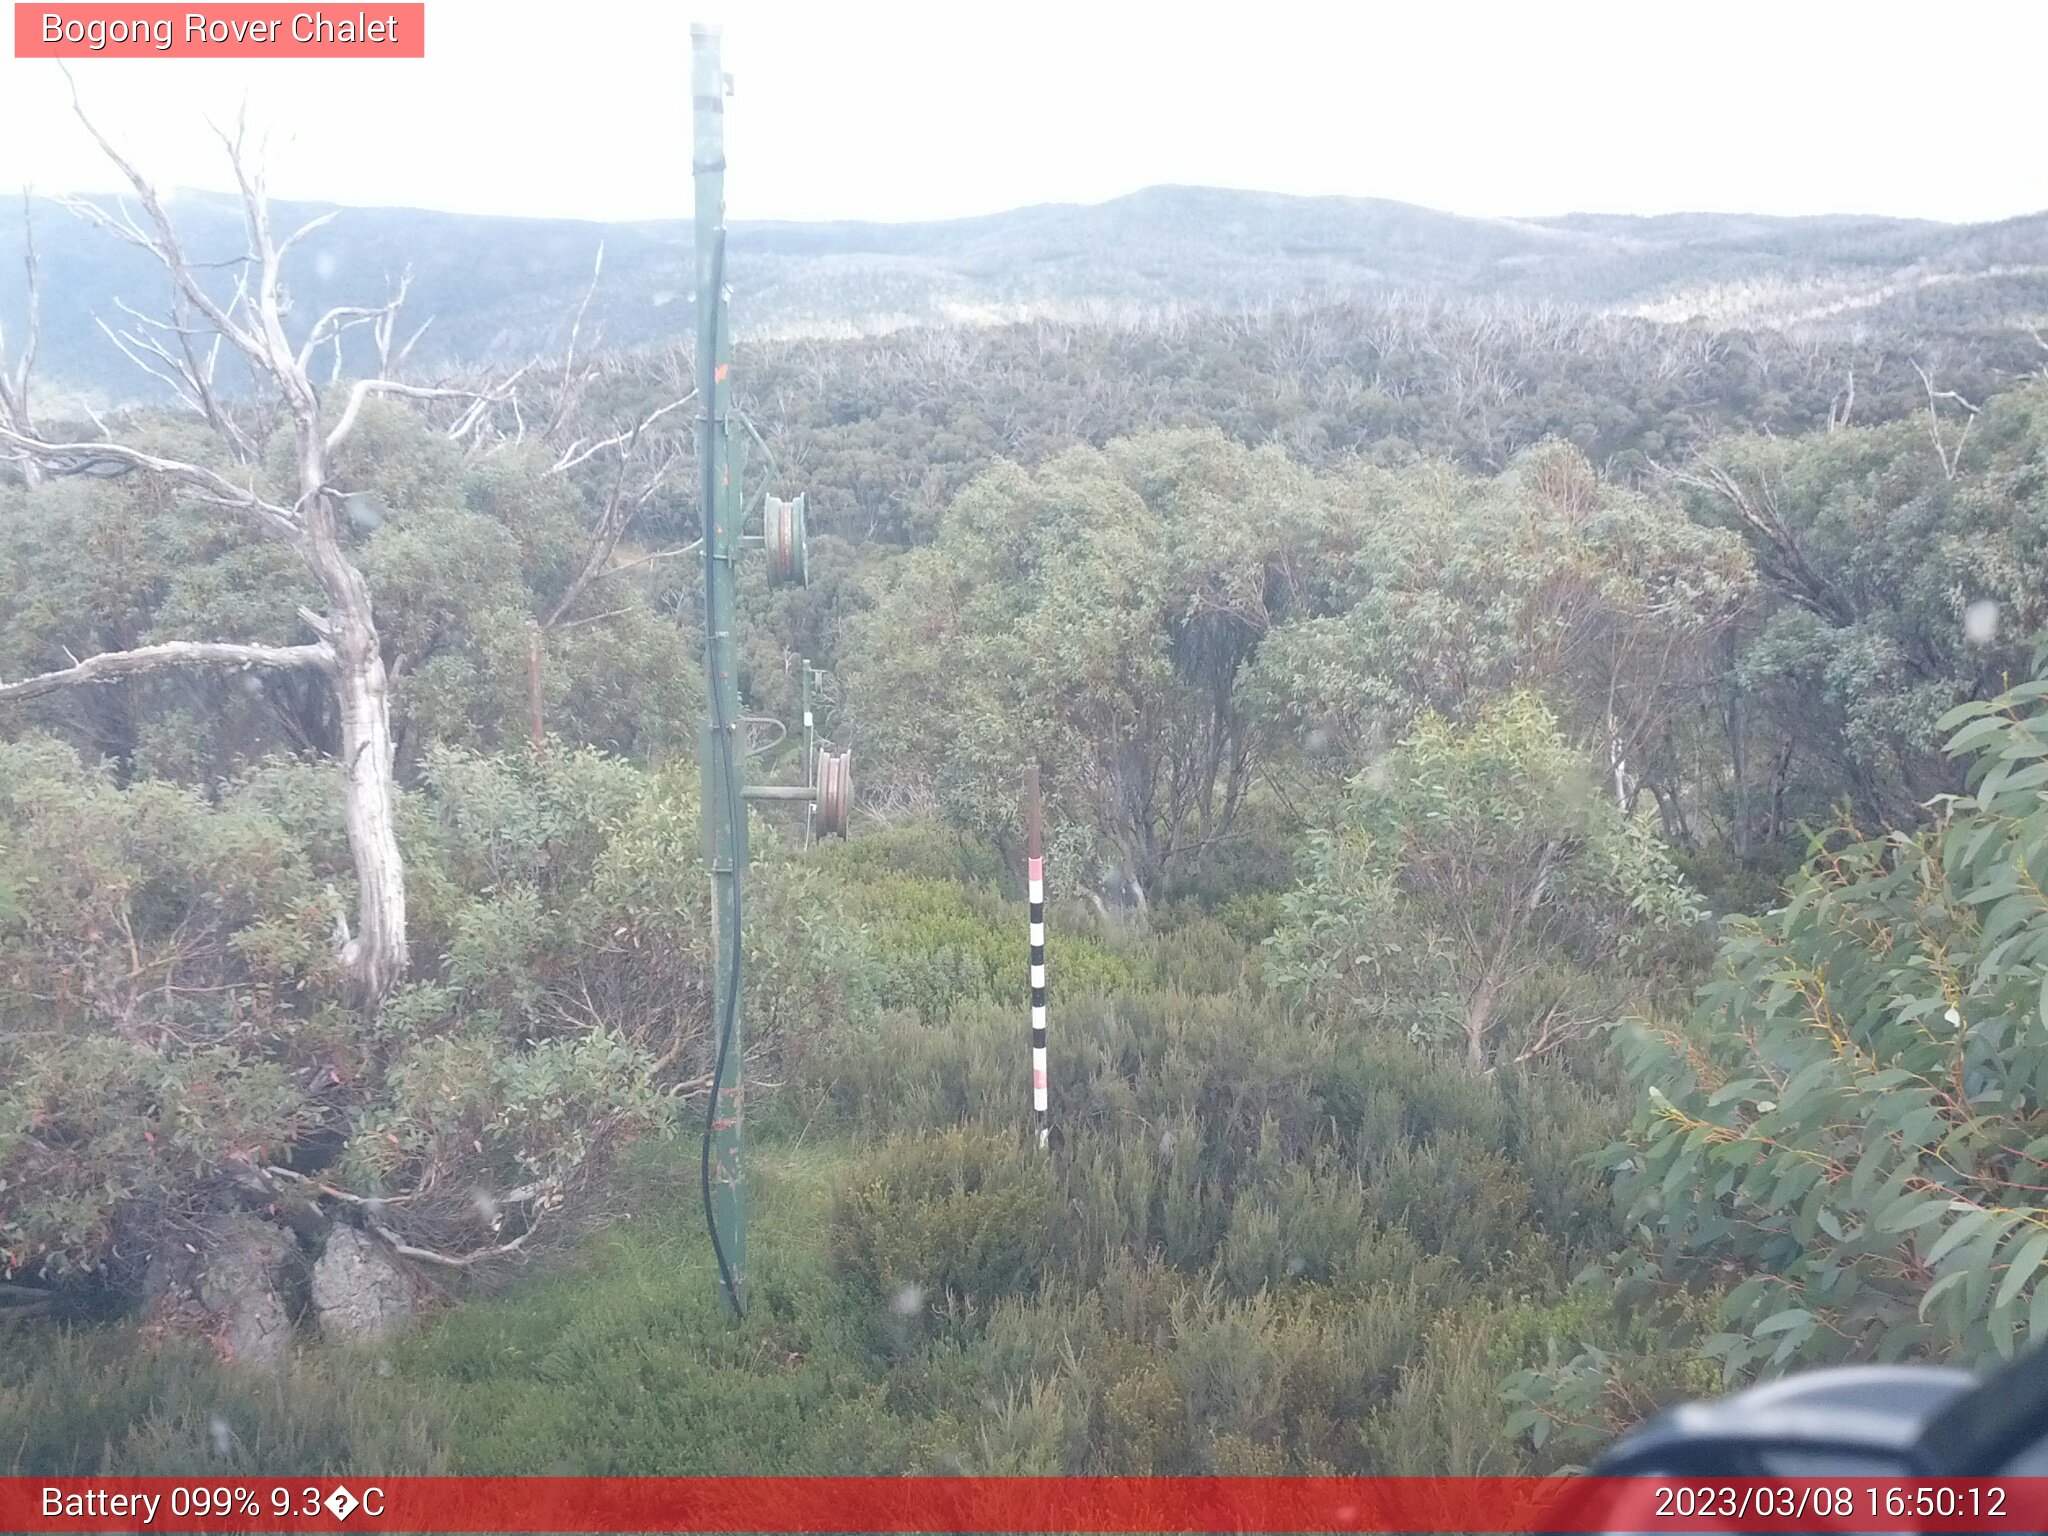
[184,1212,299,1368]
[311,1224,415,1343]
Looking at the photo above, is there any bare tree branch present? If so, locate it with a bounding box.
[172,301,260,460]
[389,312,432,377]
[0,423,300,534]
[255,1164,545,1268]
[522,390,692,743]
[63,89,273,385]
[298,268,410,375]
[52,191,160,257]
[326,371,527,454]
[91,300,261,462]
[277,207,338,259]
[542,409,688,628]
[592,539,702,582]
[96,307,203,410]
[540,243,605,440]
[0,639,333,703]
[1665,458,1853,627]
[548,392,693,475]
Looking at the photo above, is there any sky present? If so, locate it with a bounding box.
[0,0,2044,227]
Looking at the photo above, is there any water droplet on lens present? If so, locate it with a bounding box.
[1965,599,2000,647]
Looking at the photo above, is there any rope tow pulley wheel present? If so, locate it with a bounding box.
[765,493,809,588]
[813,746,851,839]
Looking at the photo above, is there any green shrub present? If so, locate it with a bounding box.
[830,1130,1059,1328]
[2,742,747,1298]
[815,825,1008,888]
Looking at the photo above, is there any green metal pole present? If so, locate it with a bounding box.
[693,21,747,1317]
[802,661,815,846]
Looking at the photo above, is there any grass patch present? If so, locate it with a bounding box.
[399,1142,918,1474]
[3,1143,920,1476]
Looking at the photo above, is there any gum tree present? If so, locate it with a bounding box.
[849,429,1335,907]
[1269,692,1697,1071]
[1613,664,2048,1371]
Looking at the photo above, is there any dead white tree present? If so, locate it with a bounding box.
[0,104,519,1009]
[1912,360,1978,481]
[1827,366,1855,433]
[0,191,40,486]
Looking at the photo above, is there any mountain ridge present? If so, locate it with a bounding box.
[5,183,2044,403]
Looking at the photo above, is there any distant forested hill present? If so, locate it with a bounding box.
[4,184,2045,403]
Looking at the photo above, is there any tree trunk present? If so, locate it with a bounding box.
[305,491,409,1010]
[1605,708,1632,814]
[1650,781,1692,848]
[1464,976,1500,1073]
[333,624,408,1008]
[1729,679,1750,858]
[1766,740,1795,845]
[527,623,546,748]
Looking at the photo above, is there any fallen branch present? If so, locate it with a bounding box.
[258,1164,413,1208]
[368,1217,540,1269]
[262,1162,558,1211]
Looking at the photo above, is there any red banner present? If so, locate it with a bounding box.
[7,1476,2048,1532]
[13,4,425,57]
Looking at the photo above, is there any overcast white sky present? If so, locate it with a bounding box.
[1,0,2043,226]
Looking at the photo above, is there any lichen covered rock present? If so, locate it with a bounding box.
[311,1224,416,1343]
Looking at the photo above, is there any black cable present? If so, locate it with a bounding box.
[698,224,746,1319]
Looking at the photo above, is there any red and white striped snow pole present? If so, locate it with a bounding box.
[1026,765,1049,1149]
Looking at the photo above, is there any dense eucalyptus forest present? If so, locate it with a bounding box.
[5,148,2048,1476]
